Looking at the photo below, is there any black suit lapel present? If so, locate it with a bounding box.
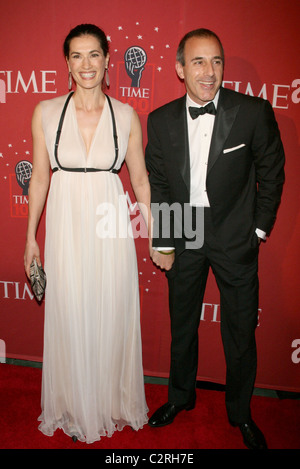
[207,88,240,174]
[167,96,190,192]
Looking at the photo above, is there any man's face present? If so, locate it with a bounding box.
[176,35,224,106]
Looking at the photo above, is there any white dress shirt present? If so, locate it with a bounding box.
[186,92,219,207]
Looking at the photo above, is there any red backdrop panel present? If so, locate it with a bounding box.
[0,0,299,391]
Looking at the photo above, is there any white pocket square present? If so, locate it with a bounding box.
[223,144,246,154]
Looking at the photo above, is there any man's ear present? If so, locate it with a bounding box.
[175,61,184,80]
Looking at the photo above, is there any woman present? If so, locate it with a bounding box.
[24,24,150,443]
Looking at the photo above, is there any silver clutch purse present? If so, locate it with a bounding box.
[30,258,46,302]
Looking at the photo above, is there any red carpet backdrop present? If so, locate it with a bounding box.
[0,0,299,392]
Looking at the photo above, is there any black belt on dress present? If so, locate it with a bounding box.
[52,91,119,174]
[52,166,119,173]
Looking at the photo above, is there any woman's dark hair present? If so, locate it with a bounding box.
[176,28,224,66]
[63,24,109,58]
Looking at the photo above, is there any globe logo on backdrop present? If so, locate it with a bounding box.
[124,46,147,87]
[15,160,32,195]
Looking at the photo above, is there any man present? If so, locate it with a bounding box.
[145,29,285,449]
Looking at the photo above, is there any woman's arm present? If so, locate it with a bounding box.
[24,103,50,277]
[125,110,152,237]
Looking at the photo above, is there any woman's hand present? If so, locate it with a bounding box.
[24,239,41,278]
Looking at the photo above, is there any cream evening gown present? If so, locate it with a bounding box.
[38,93,148,443]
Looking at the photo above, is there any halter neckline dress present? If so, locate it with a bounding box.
[38,94,148,443]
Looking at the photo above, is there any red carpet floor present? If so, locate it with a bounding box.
[0,364,299,450]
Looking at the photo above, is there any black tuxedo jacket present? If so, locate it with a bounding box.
[145,87,285,263]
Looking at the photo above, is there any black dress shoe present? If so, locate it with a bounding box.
[148,401,195,427]
[230,419,267,449]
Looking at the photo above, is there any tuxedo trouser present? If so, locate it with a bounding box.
[167,208,259,424]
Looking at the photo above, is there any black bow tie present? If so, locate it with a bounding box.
[189,102,216,119]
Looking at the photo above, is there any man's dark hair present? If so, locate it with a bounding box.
[176,28,224,66]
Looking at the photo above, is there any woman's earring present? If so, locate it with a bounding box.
[105,68,110,88]
[68,71,72,91]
